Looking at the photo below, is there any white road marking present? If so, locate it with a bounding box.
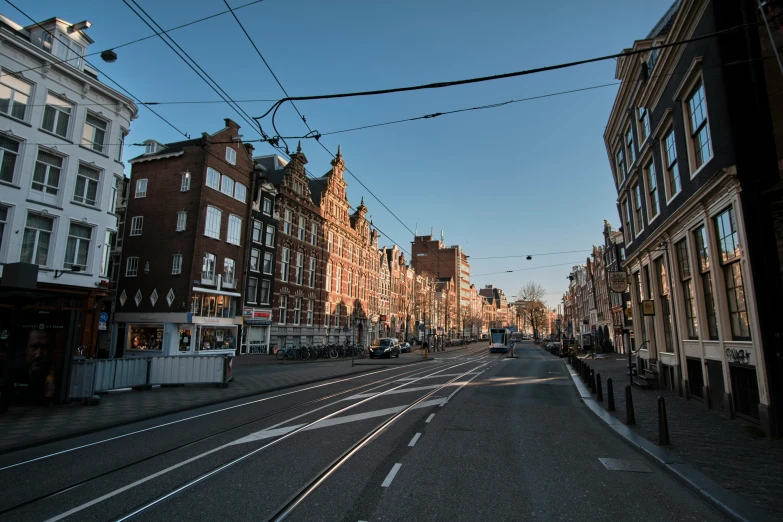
[381,463,402,487]
[346,384,443,400]
[408,433,422,447]
[441,369,485,406]
[425,413,435,423]
[396,372,479,382]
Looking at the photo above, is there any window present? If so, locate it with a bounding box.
[0,134,20,183]
[224,258,236,284]
[645,160,659,220]
[298,216,306,241]
[263,252,273,274]
[338,236,343,257]
[82,114,108,153]
[172,254,182,275]
[109,177,120,213]
[247,277,258,302]
[625,126,635,166]
[263,197,272,215]
[176,211,187,231]
[638,107,650,143]
[64,223,91,270]
[42,94,72,138]
[281,247,290,282]
[663,128,680,199]
[676,240,698,339]
[234,183,246,203]
[694,226,718,339]
[655,257,675,353]
[225,147,236,165]
[648,46,659,72]
[130,216,143,236]
[348,243,353,264]
[206,167,220,190]
[204,206,222,239]
[283,209,292,235]
[334,302,341,327]
[126,256,139,277]
[221,175,234,197]
[252,220,262,242]
[293,297,302,325]
[686,80,712,170]
[0,73,31,120]
[310,223,317,246]
[279,295,288,324]
[324,302,330,326]
[70,164,100,207]
[259,280,270,304]
[181,172,191,192]
[135,178,147,198]
[202,252,216,282]
[100,230,113,277]
[346,270,353,297]
[21,213,53,266]
[326,263,332,291]
[622,198,634,243]
[295,252,304,285]
[54,37,84,67]
[32,150,63,196]
[227,215,242,245]
[336,266,342,294]
[309,255,316,288]
[615,147,626,186]
[293,180,303,195]
[265,225,275,247]
[307,299,314,326]
[715,207,750,340]
[117,129,127,162]
[250,248,260,271]
[632,182,643,235]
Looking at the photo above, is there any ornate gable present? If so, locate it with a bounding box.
[282,142,313,202]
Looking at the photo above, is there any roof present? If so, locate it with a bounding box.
[646,0,681,39]
[128,137,200,162]
[308,179,325,206]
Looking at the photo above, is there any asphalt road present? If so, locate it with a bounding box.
[0,341,726,521]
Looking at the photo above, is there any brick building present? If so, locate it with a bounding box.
[114,119,252,356]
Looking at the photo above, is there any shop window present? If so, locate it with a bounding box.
[197,326,237,351]
[129,324,163,350]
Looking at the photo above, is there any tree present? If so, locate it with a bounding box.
[518,281,549,339]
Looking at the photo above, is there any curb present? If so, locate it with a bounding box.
[0,361,422,456]
[564,361,775,522]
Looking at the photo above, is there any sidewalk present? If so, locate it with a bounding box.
[569,352,783,520]
[0,354,431,455]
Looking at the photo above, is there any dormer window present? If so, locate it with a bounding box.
[144,140,163,155]
[52,35,84,68]
[647,45,659,73]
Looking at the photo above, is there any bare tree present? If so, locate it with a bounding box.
[518,281,549,339]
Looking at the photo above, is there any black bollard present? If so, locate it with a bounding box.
[658,396,670,445]
[590,369,596,393]
[596,373,603,402]
[584,363,589,383]
[607,378,615,411]
[625,385,635,425]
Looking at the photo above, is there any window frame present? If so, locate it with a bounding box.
[295,251,304,285]
[130,216,143,236]
[714,207,750,341]
[637,107,650,145]
[247,277,258,303]
[181,171,191,192]
[309,255,316,288]
[125,256,139,277]
[278,295,288,325]
[227,214,242,246]
[662,125,681,203]
[206,167,220,190]
[293,297,302,326]
[204,206,222,240]
[265,225,275,247]
[63,222,92,271]
[73,163,101,207]
[0,71,32,121]
[32,148,64,198]
[0,133,21,184]
[684,78,713,175]
[263,251,273,275]
[41,92,73,139]
[259,279,271,304]
[172,253,183,275]
[135,178,148,198]
[234,183,246,203]
[631,181,644,237]
[642,157,660,222]
[283,209,292,235]
[225,147,236,165]
[262,197,272,215]
[298,216,306,241]
[693,225,719,340]
[176,211,187,232]
[220,175,234,198]
[281,247,290,282]
[310,223,318,246]
[81,112,109,154]
[249,248,260,272]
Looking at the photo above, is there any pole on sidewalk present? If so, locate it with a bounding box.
[590,369,596,393]
[658,396,670,445]
[625,385,635,425]
[596,372,603,402]
[607,378,615,411]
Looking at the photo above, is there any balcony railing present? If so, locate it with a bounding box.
[201,272,215,285]
[222,276,237,289]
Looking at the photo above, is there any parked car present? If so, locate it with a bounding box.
[400,342,411,353]
[370,338,401,358]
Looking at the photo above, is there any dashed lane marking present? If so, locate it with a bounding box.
[408,433,422,447]
[381,463,402,487]
[425,413,435,423]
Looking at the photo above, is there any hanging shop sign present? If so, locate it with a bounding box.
[642,300,655,316]
[608,271,629,293]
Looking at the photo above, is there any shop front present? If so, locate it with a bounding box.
[241,307,272,355]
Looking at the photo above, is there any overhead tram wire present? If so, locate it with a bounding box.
[472,261,585,278]
[472,249,593,260]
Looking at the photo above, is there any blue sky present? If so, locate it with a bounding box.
[20,0,674,307]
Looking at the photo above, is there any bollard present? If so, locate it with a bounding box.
[607,378,615,411]
[596,373,603,402]
[590,369,596,393]
[625,385,635,425]
[658,396,670,445]
[583,363,589,382]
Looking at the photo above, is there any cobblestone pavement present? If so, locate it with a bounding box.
[0,352,432,454]
[563,351,783,519]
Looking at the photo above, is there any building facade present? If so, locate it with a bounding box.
[115,120,252,356]
[603,220,632,354]
[606,0,783,434]
[0,15,137,355]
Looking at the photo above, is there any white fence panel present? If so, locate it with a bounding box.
[92,360,117,392]
[148,356,224,385]
[93,358,148,392]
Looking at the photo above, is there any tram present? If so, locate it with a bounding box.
[488,327,511,353]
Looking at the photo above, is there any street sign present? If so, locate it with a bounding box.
[99,312,109,323]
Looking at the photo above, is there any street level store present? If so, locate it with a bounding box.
[241,307,272,354]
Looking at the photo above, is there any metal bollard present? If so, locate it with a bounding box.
[583,363,589,382]
[625,385,635,425]
[596,373,603,402]
[658,396,670,445]
[607,378,615,411]
[590,369,596,393]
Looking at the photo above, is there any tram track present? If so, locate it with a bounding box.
[0,346,490,519]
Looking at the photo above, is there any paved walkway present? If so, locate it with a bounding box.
[0,352,432,454]
[566,351,783,520]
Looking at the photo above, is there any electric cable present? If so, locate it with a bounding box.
[472,261,585,278]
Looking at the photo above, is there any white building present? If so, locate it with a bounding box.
[0,14,137,353]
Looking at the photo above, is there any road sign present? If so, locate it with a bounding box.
[99,312,109,323]
[508,326,517,333]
